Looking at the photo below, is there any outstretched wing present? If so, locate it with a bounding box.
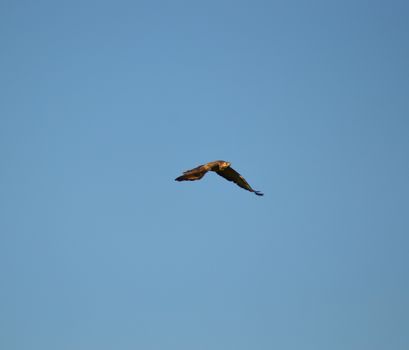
[216,167,264,196]
[175,164,209,181]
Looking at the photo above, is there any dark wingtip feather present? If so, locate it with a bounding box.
[254,191,264,196]
[175,176,184,181]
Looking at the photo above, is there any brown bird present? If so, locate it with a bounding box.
[175,160,264,196]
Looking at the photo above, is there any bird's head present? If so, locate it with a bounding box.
[220,161,231,170]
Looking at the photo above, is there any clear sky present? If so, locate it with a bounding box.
[1,1,408,349]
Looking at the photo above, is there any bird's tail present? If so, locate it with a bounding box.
[175,175,187,181]
[175,172,205,181]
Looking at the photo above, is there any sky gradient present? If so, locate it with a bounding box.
[1,1,408,349]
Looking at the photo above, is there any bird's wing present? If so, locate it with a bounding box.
[175,164,209,181]
[216,167,263,196]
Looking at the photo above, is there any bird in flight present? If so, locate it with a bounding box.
[175,160,264,196]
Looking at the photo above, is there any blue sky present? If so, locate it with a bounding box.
[1,1,408,349]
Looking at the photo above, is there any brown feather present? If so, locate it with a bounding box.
[216,167,264,196]
[175,164,208,181]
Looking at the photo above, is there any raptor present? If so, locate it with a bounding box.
[175,160,264,196]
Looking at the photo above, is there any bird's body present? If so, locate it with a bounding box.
[175,160,263,196]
